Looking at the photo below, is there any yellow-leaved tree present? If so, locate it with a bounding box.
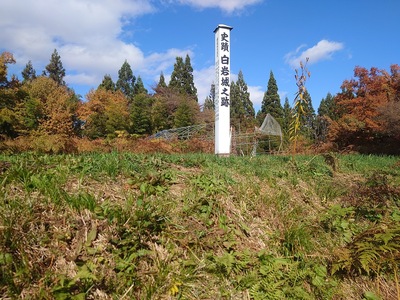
[78,88,130,139]
[22,76,78,136]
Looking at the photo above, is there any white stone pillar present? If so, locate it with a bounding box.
[214,24,233,156]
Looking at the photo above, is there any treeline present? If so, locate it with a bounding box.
[250,66,400,154]
[0,50,399,154]
[0,50,206,138]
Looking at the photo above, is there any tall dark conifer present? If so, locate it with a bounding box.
[157,72,167,88]
[230,70,255,131]
[45,49,65,85]
[98,74,115,91]
[316,92,337,141]
[183,54,197,101]
[133,76,148,95]
[318,92,337,120]
[130,93,153,135]
[282,97,292,136]
[174,100,195,128]
[301,90,316,139]
[258,71,283,125]
[22,60,36,83]
[169,55,198,101]
[203,83,216,111]
[116,60,135,99]
[169,57,185,92]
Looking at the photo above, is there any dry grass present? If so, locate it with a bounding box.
[1,152,399,299]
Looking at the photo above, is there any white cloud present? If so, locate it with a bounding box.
[248,85,264,111]
[176,0,263,13]
[193,65,214,104]
[145,48,194,77]
[285,39,344,68]
[0,0,194,91]
[65,73,98,86]
[0,0,266,104]
[1,0,154,50]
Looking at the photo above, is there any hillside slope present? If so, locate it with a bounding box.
[1,153,399,299]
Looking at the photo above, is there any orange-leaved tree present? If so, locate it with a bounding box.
[78,88,130,139]
[21,76,78,136]
[328,65,400,152]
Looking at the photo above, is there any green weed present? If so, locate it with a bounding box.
[0,152,399,299]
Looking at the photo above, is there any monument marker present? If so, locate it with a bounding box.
[214,24,233,156]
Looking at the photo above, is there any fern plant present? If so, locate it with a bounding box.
[332,222,400,276]
[248,253,336,300]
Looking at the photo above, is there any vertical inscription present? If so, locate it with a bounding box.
[214,24,232,155]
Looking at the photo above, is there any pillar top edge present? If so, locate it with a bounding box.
[214,24,233,32]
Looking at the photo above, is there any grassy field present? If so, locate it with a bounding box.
[0,152,399,299]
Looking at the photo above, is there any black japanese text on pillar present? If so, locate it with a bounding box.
[214,24,233,156]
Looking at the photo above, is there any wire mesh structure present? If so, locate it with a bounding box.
[150,113,283,155]
[258,113,283,137]
[149,123,214,140]
[255,113,283,154]
[231,114,283,156]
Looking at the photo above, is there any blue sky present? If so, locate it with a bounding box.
[1,0,399,112]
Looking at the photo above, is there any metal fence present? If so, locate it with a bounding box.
[150,122,282,155]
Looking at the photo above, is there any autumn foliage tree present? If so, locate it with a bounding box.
[0,52,21,138]
[4,47,398,155]
[21,76,78,136]
[152,84,200,131]
[78,88,130,139]
[328,64,400,153]
[378,64,400,141]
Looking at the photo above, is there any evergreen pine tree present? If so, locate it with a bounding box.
[301,90,316,140]
[116,60,135,99]
[169,57,185,91]
[169,55,198,101]
[98,74,115,91]
[282,97,292,137]
[230,70,255,131]
[174,100,194,128]
[130,93,153,134]
[45,49,66,85]
[133,76,148,95]
[258,71,283,125]
[203,83,215,111]
[318,92,337,120]
[183,54,197,101]
[230,81,243,124]
[129,76,150,134]
[157,72,167,88]
[21,60,36,83]
[316,92,337,141]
